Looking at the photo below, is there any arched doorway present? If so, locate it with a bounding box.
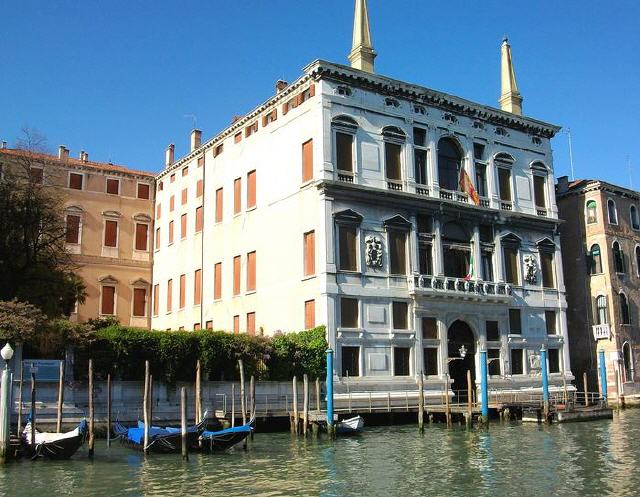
[447,320,476,396]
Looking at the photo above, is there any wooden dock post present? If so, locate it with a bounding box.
[315,378,321,412]
[303,374,309,436]
[466,370,473,429]
[106,373,112,448]
[444,376,451,427]
[143,360,150,455]
[30,372,36,447]
[238,360,246,425]
[231,384,236,427]
[195,360,202,424]
[583,372,589,407]
[292,376,298,434]
[149,374,154,423]
[249,375,255,440]
[56,360,64,433]
[418,371,424,433]
[181,386,188,461]
[16,364,23,435]
[88,359,94,458]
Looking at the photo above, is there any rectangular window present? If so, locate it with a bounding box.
[101,286,115,315]
[196,179,203,197]
[155,227,160,250]
[498,169,511,201]
[180,214,187,239]
[65,215,80,244]
[192,269,202,306]
[481,252,494,281]
[156,203,162,220]
[137,183,150,199]
[214,262,222,300]
[486,321,500,341]
[540,252,555,288]
[69,173,83,190]
[233,255,241,295]
[234,178,241,214]
[305,300,315,329]
[340,298,359,328]
[424,348,438,376]
[385,142,402,181]
[135,223,148,251]
[414,149,427,185]
[179,274,186,309]
[169,195,175,212]
[198,156,204,168]
[167,279,173,313]
[247,170,256,209]
[474,143,485,160]
[246,312,256,336]
[545,310,557,335]
[338,225,357,271]
[413,127,426,147]
[104,220,118,247]
[153,284,159,316]
[106,178,120,195]
[168,220,174,244]
[194,323,201,331]
[422,317,438,339]
[533,175,546,208]
[475,164,487,197]
[206,321,213,330]
[303,231,315,277]
[419,244,433,275]
[133,288,146,317]
[181,187,188,205]
[182,166,188,177]
[215,188,223,222]
[336,132,353,172]
[393,301,408,330]
[388,231,407,275]
[247,251,256,292]
[234,132,242,144]
[509,309,522,334]
[195,206,203,233]
[233,315,240,334]
[394,347,411,376]
[170,173,175,183]
[488,349,501,376]
[511,348,524,375]
[548,348,560,373]
[302,139,313,182]
[341,346,360,377]
[503,246,519,284]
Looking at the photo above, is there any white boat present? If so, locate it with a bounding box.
[336,415,364,435]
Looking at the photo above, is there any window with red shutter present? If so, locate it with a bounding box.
[179,274,186,308]
[302,139,313,183]
[153,284,159,316]
[233,315,240,334]
[155,227,160,249]
[138,183,150,199]
[101,286,115,315]
[247,171,256,209]
[247,312,256,336]
[247,251,256,292]
[167,279,173,312]
[181,214,187,239]
[214,262,222,300]
[169,195,175,212]
[133,288,146,317]
[304,231,315,276]
[197,156,204,168]
[195,206,203,232]
[197,179,203,197]
[194,269,202,305]
[182,166,189,177]
[181,188,188,205]
[215,188,223,222]
[104,220,118,247]
[30,167,43,184]
[168,220,174,244]
[69,173,83,190]
[233,255,241,295]
[234,178,241,214]
[66,215,81,244]
[106,178,119,195]
[156,203,161,219]
[135,223,148,251]
[305,300,315,329]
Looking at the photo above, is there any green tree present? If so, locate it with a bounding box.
[0,299,47,343]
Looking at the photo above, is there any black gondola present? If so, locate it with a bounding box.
[21,420,87,460]
[200,418,254,452]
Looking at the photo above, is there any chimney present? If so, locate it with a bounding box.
[557,175,569,194]
[79,151,88,162]
[190,129,202,152]
[58,145,69,160]
[165,144,175,167]
[2,141,7,149]
[276,80,288,93]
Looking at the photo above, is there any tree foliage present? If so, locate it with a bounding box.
[0,299,47,342]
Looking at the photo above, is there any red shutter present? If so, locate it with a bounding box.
[233,315,240,334]
[153,284,159,316]
[304,231,315,276]
[135,223,148,251]
[66,215,80,244]
[233,255,241,295]
[106,178,119,195]
[305,300,315,329]
[156,203,161,219]
[195,206,203,233]
[168,220,174,244]
[181,188,188,205]
[194,269,202,305]
[247,171,256,209]
[309,84,315,97]
[69,173,83,190]
[104,220,118,247]
[247,312,256,336]
[247,251,256,292]
[214,262,222,300]
[197,156,204,168]
[215,188,223,222]
[101,286,115,315]
[169,195,175,212]
[155,228,160,249]
[182,166,189,177]
[138,183,150,199]
[179,274,186,308]
[234,178,241,214]
[133,288,146,317]
[181,214,187,239]
[167,279,173,312]
[302,139,313,182]
[197,179,203,197]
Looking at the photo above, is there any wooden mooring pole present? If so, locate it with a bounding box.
[444,376,451,427]
[181,386,188,461]
[418,371,424,433]
[249,375,255,440]
[143,360,150,455]
[292,376,298,434]
[30,372,36,447]
[466,370,473,429]
[16,364,23,435]
[583,372,589,407]
[56,361,64,433]
[238,359,246,426]
[231,384,236,427]
[106,373,112,448]
[303,374,309,436]
[88,359,94,458]
[315,378,321,412]
[149,374,154,423]
[195,360,202,424]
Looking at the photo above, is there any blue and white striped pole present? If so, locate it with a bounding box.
[480,349,489,421]
[540,347,549,421]
[599,349,608,403]
[326,349,335,437]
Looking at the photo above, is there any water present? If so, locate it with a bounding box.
[1,410,639,497]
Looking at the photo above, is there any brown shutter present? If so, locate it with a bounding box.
[247,171,256,208]
[138,183,150,199]
[282,103,288,115]
[153,285,159,316]
[181,188,188,205]
[182,166,189,177]
[167,279,173,312]
[233,315,240,334]
[305,300,315,329]
[155,227,160,249]
[106,178,119,194]
[104,220,118,247]
[309,83,315,97]
[181,214,187,239]
[214,262,222,300]
[168,220,174,244]
[135,223,148,251]
[197,179,203,197]
[247,312,256,336]
[215,188,223,222]
[179,274,186,308]
[133,288,146,317]
[195,206,203,233]
[302,139,313,182]
[233,255,241,295]
[101,286,115,315]
[66,215,80,244]
[206,321,213,329]
[234,178,241,214]
[234,132,242,143]
[169,195,175,212]
[247,251,256,291]
[156,203,161,219]
[197,156,205,168]
[304,231,315,276]
[194,269,202,305]
[69,173,83,190]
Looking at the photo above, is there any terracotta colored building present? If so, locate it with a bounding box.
[0,146,155,327]
[557,177,640,404]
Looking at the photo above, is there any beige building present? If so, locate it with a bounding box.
[557,177,640,404]
[0,146,155,327]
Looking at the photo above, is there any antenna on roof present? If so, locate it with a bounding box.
[184,114,197,129]
[561,128,575,181]
[628,155,633,190]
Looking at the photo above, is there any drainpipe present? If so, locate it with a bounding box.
[541,346,550,420]
[599,349,608,404]
[326,349,334,437]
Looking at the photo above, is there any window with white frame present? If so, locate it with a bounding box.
[608,199,618,225]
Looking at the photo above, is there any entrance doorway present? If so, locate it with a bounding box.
[447,320,476,396]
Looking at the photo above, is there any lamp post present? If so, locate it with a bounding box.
[0,343,14,464]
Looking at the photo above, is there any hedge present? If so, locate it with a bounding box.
[72,325,327,383]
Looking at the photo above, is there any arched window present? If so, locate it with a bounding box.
[636,246,640,277]
[437,137,462,191]
[589,244,602,274]
[623,342,634,382]
[596,295,608,325]
[620,292,630,325]
[586,200,597,224]
[442,221,471,278]
[631,206,640,230]
[608,199,618,225]
[613,241,625,273]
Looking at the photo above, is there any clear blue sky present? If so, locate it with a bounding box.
[2,0,639,186]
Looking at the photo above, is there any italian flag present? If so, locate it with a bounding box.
[465,254,475,281]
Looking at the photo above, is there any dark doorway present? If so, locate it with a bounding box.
[447,320,476,396]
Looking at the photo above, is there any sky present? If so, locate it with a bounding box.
[1,0,639,187]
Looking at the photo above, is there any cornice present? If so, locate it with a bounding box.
[558,180,640,201]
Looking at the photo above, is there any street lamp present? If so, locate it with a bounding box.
[0,344,13,368]
[0,343,13,463]
[447,344,468,364]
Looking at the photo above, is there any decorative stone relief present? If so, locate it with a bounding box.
[365,235,383,268]
[523,254,538,284]
[528,351,541,376]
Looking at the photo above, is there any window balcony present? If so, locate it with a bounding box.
[337,172,354,183]
[439,188,468,203]
[387,179,403,191]
[409,274,513,302]
[415,186,429,196]
[500,200,513,211]
[592,324,611,340]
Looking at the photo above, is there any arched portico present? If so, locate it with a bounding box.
[447,320,477,395]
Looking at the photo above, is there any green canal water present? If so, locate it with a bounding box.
[1,410,639,497]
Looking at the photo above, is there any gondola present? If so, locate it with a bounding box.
[200,418,254,452]
[335,415,364,435]
[21,420,87,460]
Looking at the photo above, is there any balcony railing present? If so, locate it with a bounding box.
[337,172,354,183]
[416,186,429,196]
[387,180,403,191]
[592,324,611,340]
[479,197,490,207]
[500,201,513,211]
[439,188,468,203]
[410,274,513,301]
[536,205,547,216]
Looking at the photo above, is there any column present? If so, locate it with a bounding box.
[472,225,481,280]
[438,318,448,379]
[494,231,505,282]
[427,127,439,197]
[433,218,444,276]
